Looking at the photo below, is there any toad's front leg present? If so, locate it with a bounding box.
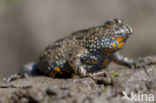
[69,54,113,84]
[68,49,91,77]
[70,57,107,79]
[68,48,108,79]
[67,47,98,78]
[112,52,156,69]
[112,52,134,68]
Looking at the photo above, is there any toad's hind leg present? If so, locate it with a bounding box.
[48,62,73,78]
[4,62,38,83]
[37,59,73,78]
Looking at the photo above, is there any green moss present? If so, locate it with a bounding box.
[111,72,120,77]
[103,88,107,93]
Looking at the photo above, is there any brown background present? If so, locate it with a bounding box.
[0,0,156,77]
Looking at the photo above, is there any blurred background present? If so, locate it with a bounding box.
[0,0,156,78]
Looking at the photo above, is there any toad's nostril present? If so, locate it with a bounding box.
[114,18,123,24]
[126,24,133,34]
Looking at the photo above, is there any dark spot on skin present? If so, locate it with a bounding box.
[76,35,84,40]
[49,44,61,50]
[56,38,64,43]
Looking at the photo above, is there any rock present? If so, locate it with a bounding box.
[0,64,156,103]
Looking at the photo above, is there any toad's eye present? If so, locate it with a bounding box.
[104,20,114,27]
[114,18,123,25]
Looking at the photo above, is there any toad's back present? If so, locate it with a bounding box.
[37,26,105,77]
[36,19,133,78]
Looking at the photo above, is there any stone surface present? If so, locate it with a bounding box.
[0,63,156,103]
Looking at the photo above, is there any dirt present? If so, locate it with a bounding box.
[0,63,156,103]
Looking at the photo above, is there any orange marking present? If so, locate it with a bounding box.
[87,65,92,69]
[54,67,61,73]
[49,72,55,77]
[104,49,112,52]
[100,58,109,68]
[104,52,112,55]
[72,73,76,77]
[117,37,124,43]
[118,42,124,48]
[103,48,117,55]
[112,37,116,40]
[112,43,116,47]
[64,69,71,73]
[82,57,87,60]
[86,61,97,65]
[112,58,122,65]
[113,48,117,51]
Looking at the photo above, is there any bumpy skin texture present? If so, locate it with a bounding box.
[36,19,134,78]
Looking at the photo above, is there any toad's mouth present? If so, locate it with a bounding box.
[116,24,133,37]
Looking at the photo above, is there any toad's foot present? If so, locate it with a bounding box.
[133,56,156,77]
[134,56,156,68]
[3,73,28,84]
[88,71,113,85]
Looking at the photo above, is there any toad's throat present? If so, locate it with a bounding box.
[102,37,127,55]
[112,37,127,48]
